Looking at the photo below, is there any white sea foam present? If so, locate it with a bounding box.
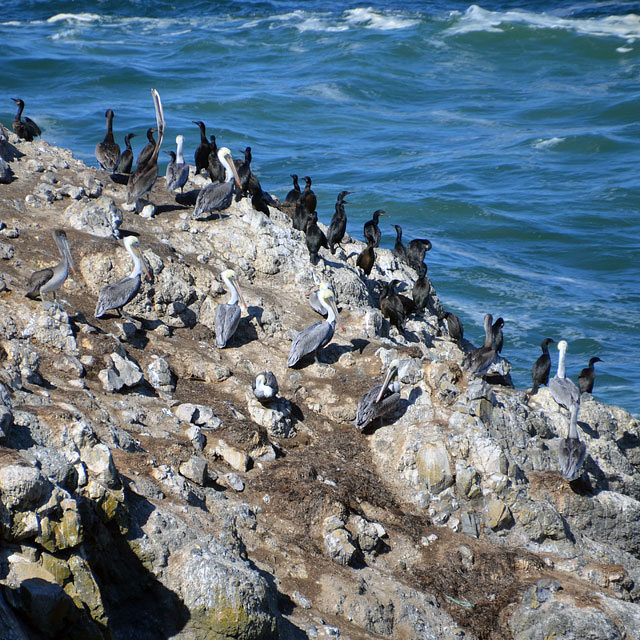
[46,13,102,24]
[533,137,565,149]
[446,4,640,43]
[344,7,419,31]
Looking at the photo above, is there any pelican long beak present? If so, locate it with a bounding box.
[224,152,242,189]
[375,366,398,403]
[133,245,152,281]
[151,89,165,143]
[328,296,345,333]
[305,287,319,297]
[234,279,248,312]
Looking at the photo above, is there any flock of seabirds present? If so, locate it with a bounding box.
[7,92,604,484]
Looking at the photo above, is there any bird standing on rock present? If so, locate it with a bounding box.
[115,133,136,174]
[463,313,498,376]
[392,224,407,262]
[301,176,317,213]
[364,210,385,248]
[549,340,580,412]
[356,238,376,276]
[407,238,432,270]
[193,147,242,219]
[215,269,247,349]
[25,230,75,302]
[11,98,41,141]
[354,360,401,431]
[95,109,120,172]
[165,135,190,194]
[380,280,406,335]
[529,338,554,396]
[135,127,156,172]
[412,263,431,312]
[193,121,212,175]
[578,357,602,394]
[305,212,329,265]
[441,311,463,342]
[253,372,279,404]
[285,174,301,203]
[327,191,350,255]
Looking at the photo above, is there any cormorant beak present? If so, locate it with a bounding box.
[375,366,397,403]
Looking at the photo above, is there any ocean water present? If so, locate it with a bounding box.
[2,1,639,416]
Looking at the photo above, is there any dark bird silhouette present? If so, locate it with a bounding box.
[193,121,212,175]
[250,184,270,217]
[463,313,498,376]
[115,133,136,174]
[407,238,432,270]
[327,190,350,254]
[492,317,504,354]
[530,337,555,396]
[293,198,310,231]
[392,224,407,262]
[356,238,376,276]
[412,262,431,312]
[207,135,224,183]
[441,311,463,342]
[234,146,253,199]
[95,109,120,172]
[301,176,317,213]
[380,279,405,335]
[364,209,385,248]
[11,98,41,141]
[135,127,156,172]
[126,89,164,209]
[285,174,301,203]
[578,357,602,394]
[306,212,329,265]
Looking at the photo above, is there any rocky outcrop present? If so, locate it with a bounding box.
[0,125,639,639]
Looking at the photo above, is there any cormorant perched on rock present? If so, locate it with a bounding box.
[354,360,401,431]
[529,338,555,396]
[380,279,405,335]
[11,98,41,141]
[306,212,328,265]
[392,224,407,262]
[492,317,504,354]
[234,146,253,199]
[301,176,317,213]
[578,357,602,394]
[463,314,498,376]
[207,135,224,183]
[253,372,279,404]
[95,109,120,172]
[407,238,432,270]
[250,185,271,217]
[412,262,430,311]
[364,209,385,248]
[285,174,301,203]
[441,311,463,342]
[293,198,310,232]
[193,121,212,175]
[115,133,136,174]
[135,127,156,172]
[327,191,350,254]
[356,238,376,276]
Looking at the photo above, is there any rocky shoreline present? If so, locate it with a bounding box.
[0,123,639,639]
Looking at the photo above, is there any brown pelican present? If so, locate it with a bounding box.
[135,127,157,172]
[529,338,555,396]
[288,286,344,367]
[12,98,41,141]
[193,147,242,220]
[392,225,407,262]
[354,360,401,431]
[126,90,164,210]
[115,133,136,174]
[285,174,301,203]
[95,236,150,318]
[252,372,279,404]
[193,121,212,175]
[578,357,602,394]
[549,340,580,412]
[95,109,120,172]
[356,238,376,276]
[307,281,332,317]
[463,313,498,376]
[558,400,586,481]
[165,134,190,194]
[25,230,75,301]
[327,191,350,254]
[215,269,247,348]
[364,209,385,248]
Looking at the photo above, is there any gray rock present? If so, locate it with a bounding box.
[98,352,143,392]
[246,394,296,439]
[180,456,208,486]
[224,472,245,492]
[146,356,176,393]
[324,528,357,566]
[63,195,122,238]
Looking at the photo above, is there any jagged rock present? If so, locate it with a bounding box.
[63,195,122,238]
[0,243,14,260]
[324,527,357,566]
[98,352,143,392]
[209,438,249,472]
[81,443,119,488]
[2,340,41,386]
[184,424,206,452]
[22,304,78,354]
[484,498,514,531]
[146,356,176,392]
[349,515,385,554]
[416,441,454,495]
[224,473,245,492]
[180,456,208,486]
[246,394,296,439]
[174,403,220,428]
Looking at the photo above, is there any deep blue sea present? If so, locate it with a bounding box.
[2,1,639,416]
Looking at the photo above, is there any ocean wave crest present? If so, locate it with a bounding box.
[46,13,103,25]
[446,4,640,42]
